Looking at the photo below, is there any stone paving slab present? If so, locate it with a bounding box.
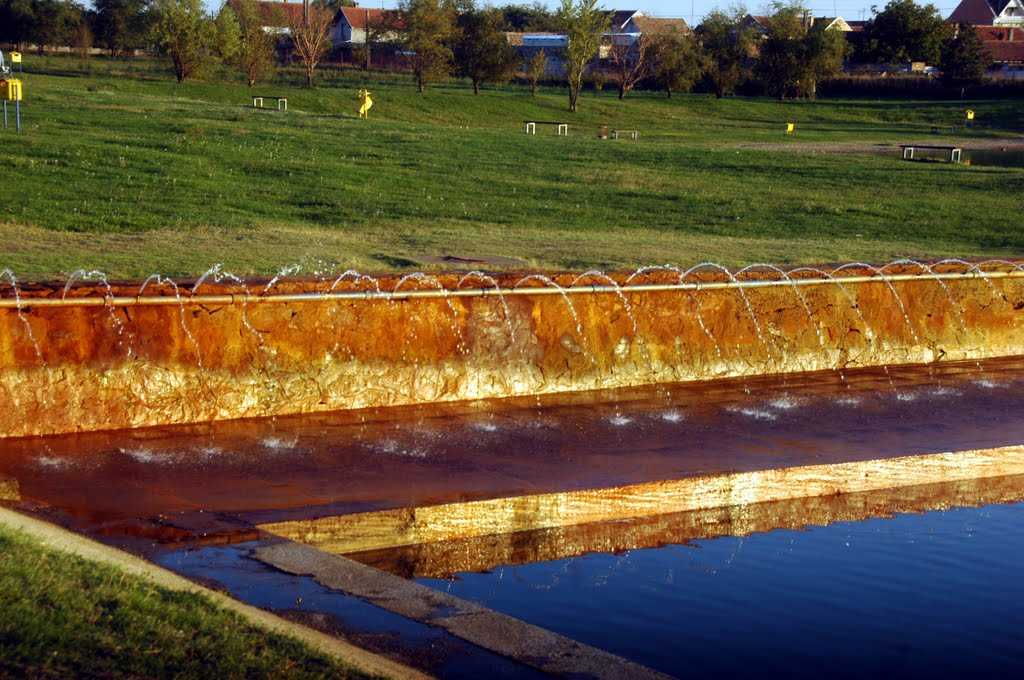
[255,540,675,680]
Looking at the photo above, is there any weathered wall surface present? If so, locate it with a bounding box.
[2,266,1023,437]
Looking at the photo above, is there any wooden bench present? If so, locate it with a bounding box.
[611,129,639,140]
[900,144,962,162]
[253,96,288,111]
[525,120,568,135]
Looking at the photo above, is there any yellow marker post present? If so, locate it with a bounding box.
[786,123,795,134]
[966,109,975,129]
[1,78,22,132]
[358,89,373,119]
[10,51,20,63]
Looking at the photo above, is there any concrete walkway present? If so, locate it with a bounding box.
[0,506,429,680]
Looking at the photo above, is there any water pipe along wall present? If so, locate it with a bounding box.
[2,263,1023,438]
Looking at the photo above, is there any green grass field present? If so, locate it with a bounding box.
[0,524,372,678]
[1,55,1022,280]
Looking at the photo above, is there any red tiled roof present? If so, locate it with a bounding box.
[976,25,1020,39]
[253,1,306,27]
[339,6,401,30]
[987,40,1024,62]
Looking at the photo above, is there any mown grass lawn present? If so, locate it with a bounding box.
[0,524,373,678]
[1,56,1022,280]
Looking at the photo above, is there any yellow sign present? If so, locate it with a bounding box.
[358,89,373,119]
[10,52,21,64]
[1,79,23,101]
[786,123,794,134]
[966,109,975,120]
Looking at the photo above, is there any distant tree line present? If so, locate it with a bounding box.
[0,0,993,101]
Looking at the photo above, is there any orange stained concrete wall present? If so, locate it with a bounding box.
[1,267,1023,437]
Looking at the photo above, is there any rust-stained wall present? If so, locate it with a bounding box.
[2,265,1023,437]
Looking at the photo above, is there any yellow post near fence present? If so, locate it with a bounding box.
[786,123,795,134]
[358,89,373,119]
[10,52,20,64]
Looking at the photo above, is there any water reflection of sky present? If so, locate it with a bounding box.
[418,502,1024,678]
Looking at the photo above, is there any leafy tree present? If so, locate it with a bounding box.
[0,0,35,48]
[455,6,518,94]
[525,47,547,95]
[648,25,705,98]
[94,0,152,55]
[399,0,459,93]
[754,3,848,100]
[941,22,989,97]
[151,0,219,83]
[228,0,278,86]
[558,0,608,112]
[28,0,85,52]
[289,1,334,87]
[862,0,950,65]
[696,9,754,98]
[496,2,560,32]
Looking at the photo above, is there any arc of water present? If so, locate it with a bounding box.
[63,269,132,358]
[831,262,922,346]
[456,271,515,341]
[961,259,1024,315]
[675,271,725,368]
[0,269,44,363]
[882,259,969,333]
[262,264,302,296]
[680,262,775,362]
[516,274,589,342]
[192,265,262,344]
[626,264,725,372]
[737,263,827,355]
[787,266,876,343]
[328,270,386,357]
[136,274,203,366]
[570,270,639,336]
[393,272,466,355]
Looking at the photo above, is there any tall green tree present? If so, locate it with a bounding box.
[754,3,848,100]
[399,0,459,93]
[0,0,35,48]
[696,9,754,98]
[455,6,518,94]
[941,22,989,97]
[558,0,608,112]
[151,0,221,83]
[28,0,85,52]
[94,0,152,55]
[649,25,705,98]
[228,0,279,86]
[862,0,950,65]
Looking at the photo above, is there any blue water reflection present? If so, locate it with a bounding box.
[419,503,1024,677]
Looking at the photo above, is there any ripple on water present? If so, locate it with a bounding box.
[608,415,633,427]
[727,406,777,421]
[260,436,299,451]
[366,440,430,459]
[658,410,684,423]
[35,455,73,470]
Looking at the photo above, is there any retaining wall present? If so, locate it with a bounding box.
[2,265,1023,438]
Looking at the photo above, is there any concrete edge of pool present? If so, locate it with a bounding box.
[0,506,431,680]
[258,445,1024,554]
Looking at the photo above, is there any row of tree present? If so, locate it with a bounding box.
[0,0,994,104]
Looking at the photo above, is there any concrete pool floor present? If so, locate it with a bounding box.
[5,356,1024,676]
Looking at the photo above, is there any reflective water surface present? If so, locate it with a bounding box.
[418,501,1024,678]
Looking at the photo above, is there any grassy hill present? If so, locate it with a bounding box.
[2,56,1022,281]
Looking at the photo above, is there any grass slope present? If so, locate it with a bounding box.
[1,56,1022,280]
[0,524,373,679]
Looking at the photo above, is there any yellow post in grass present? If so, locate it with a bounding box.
[786,123,795,134]
[358,89,373,119]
